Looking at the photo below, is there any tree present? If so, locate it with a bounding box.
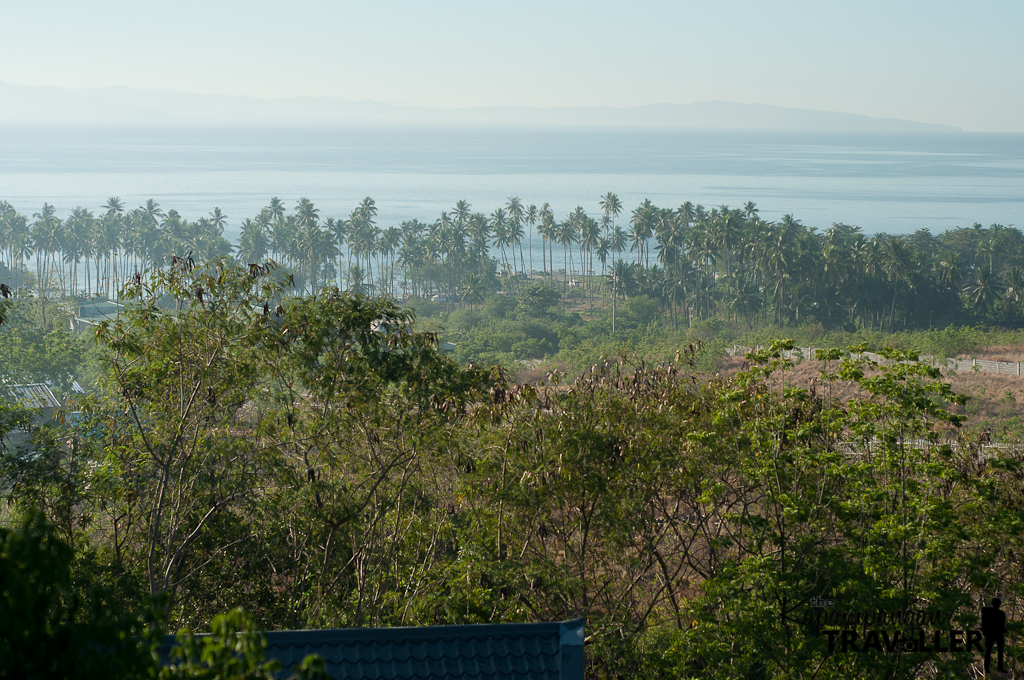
[490,208,511,280]
[208,208,228,232]
[93,260,292,610]
[556,216,579,312]
[0,511,328,680]
[599,192,623,236]
[506,197,526,277]
[1003,265,1024,316]
[461,272,485,309]
[86,258,496,629]
[937,252,963,320]
[882,237,914,330]
[525,204,539,274]
[162,609,327,679]
[237,219,269,265]
[966,264,1002,316]
[0,511,157,680]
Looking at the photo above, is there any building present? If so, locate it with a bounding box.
[162,619,585,680]
[2,383,63,449]
[70,300,124,332]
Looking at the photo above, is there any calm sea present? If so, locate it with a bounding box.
[2,125,1023,251]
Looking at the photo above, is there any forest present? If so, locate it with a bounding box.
[2,195,1024,679]
[2,194,1023,334]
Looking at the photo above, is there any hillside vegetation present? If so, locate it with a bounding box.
[2,260,1024,678]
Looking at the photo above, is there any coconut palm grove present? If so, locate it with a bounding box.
[3,192,1024,679]
[3,194,1024,331]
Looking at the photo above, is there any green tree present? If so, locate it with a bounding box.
[161,609,326,680]
[0,511,157,680]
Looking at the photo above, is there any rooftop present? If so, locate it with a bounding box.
[6,383,61,410]
[163,619,584,680]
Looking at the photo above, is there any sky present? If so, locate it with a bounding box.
[2,0,1023,132]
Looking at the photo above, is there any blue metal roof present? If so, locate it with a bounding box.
[164,619,584,680]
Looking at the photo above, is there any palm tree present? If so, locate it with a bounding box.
[609,259,633,333]
[966,265,1001,317]
[882,238,913,330]
[556,217,578,311]
[134,204,160,272]
[537,205,555,283]
[509,218,526,280]
[13,227,33,289]
[143,199,164,222]
[595,237,611,278]
[937,252,963,321]
[762,225,791,325]
[490,208,511,281]
[267,197,286,220]
[654,211,690,326]
[379,226,402,297]
[728,272,762,329]
[462,272,485,309]
[93,212,121,298]
[398,222,429,298]
[0,202,16,280]
[599,192,623,236]
[67,207,94,296]
[359,197,378,223]
[609,226,627,259]
[348,264,367,295]
[1003,266,1024,313]
[309,224,337,296]
[237,218,269,266]
[269,215,293,268]
[31,204,62,296]
[209,207,228,232]
[578,214,600,315]
[526,204,539,274]
[453,200,472,227]
[506,197,526,278]
[629,200,654,267]
[325,217,346,288]
[715,208,742,279]
[104,197,125,216]
[466,213,490,277]
[977,238,998,270]
[294,198,321,292]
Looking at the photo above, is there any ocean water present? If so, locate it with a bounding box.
[2,125,1023,251]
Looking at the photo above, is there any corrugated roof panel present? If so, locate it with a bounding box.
[161,619,582,680]
[7,383,61,409]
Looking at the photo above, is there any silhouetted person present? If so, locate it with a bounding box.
[982,597,1007,673]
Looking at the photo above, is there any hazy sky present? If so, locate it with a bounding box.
[3,0,1022,132]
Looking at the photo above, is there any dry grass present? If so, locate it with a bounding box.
[516,363,552,384]
[515,347,1024,438]
[714,353,1024,437]
[956,345,1024,363]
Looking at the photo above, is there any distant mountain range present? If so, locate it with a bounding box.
[0,81,962,133]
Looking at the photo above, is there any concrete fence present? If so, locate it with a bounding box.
[727,345,1024,378]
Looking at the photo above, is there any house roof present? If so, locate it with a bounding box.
[164,619,584,680]
[6,383,61,410]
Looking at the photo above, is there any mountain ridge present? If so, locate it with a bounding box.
[0,81,962,132]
